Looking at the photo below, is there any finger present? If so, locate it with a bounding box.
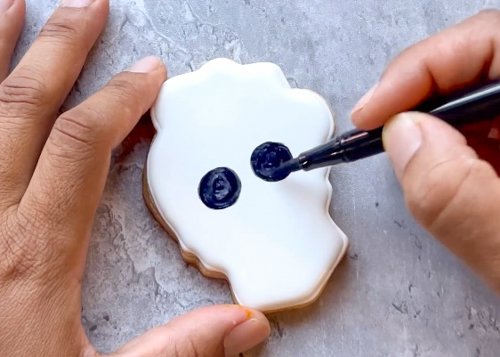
[0,0,109,207]
[111,305,270,357]
[0,0,25,80]
[383,112,500,291]
[352,10,500,130]
[18,57,166,272]
[459,119,500,171]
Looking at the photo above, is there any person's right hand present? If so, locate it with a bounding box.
[351,10,500,292]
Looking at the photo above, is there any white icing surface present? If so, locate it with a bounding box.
[147,58,348,312]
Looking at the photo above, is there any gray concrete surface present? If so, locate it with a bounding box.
[21,1,500,356]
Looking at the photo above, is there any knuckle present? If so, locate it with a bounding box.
[107,78,133,98]
[19,191,62,233]
[39,20,79,44]
[405,156,477,229]
[0,71,47,114]
[173,337,204,357]
[0,209,56,282]
[50,113,101,157]
[106,77,139,115]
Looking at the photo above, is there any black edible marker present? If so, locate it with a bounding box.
[266,81,500,182]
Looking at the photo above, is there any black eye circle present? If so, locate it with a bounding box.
[199,167,241,209]
[251,142,293,182]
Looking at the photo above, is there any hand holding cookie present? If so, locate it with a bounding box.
[0,1,269,356]
[352,10,500,292]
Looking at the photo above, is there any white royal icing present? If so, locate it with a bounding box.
[147,58,348,312]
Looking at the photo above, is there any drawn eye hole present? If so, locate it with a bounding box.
[251,142,293,182]
[199,167,241,209]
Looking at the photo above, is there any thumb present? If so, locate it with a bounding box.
[108,305,270,357]
[383,112,500,292]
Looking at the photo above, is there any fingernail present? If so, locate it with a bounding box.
[383,113,422,180]
[351,82,378,116]
[0,0,14,12]
[128,56,162,74]
[60,0,94,8]
[224,318,270,357]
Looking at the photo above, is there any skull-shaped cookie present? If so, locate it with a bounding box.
[145,58,348,312]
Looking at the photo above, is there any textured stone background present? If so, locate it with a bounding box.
[19,1,500,356]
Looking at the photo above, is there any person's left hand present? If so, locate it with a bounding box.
[0,1,270,356]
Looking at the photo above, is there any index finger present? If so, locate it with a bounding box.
[351,10,500,130]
